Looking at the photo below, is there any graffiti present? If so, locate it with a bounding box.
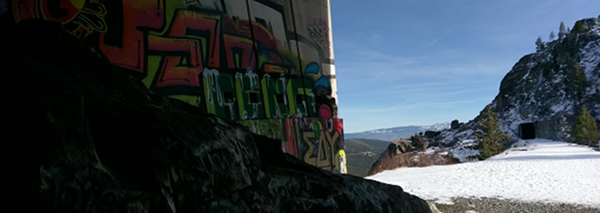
[307,18,331,58]
[99,0,164,74]
[335,150,347,174]
[241,118,345,173]
[8,0,344,173]
[13,0,108,38]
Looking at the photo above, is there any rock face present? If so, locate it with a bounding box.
[3,19,434,212]
[439,17,600,147]
[366,139,453,176]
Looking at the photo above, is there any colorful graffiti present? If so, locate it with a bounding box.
[7,0,345,173]
[240,118,344,173]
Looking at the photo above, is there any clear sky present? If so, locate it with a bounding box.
[330,0,600,133]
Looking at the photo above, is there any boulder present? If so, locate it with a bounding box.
[3,19,433,213]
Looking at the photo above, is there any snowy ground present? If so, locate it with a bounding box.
[366,139,600,208]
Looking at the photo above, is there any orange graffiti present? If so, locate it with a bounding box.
[98,0,164,73]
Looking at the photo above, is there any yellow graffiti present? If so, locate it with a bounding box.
[303,130,339,169]
[335,150,347,174]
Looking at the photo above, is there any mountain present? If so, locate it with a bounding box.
[436,17,600,157]
[345,123,450,142]
[344,138,391,177]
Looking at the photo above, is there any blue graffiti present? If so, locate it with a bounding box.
[304,62,320,75]
[314,76,330,88]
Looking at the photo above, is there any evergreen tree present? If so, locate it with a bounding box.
[573,62,587,105]
[574,21,585,34]
[535,36,544,51]
[559,22,567,39]
[476,104,512,159]
[572,106,600,144]
[549,31,556,40]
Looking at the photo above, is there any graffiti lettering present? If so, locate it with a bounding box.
[8,0,344,173]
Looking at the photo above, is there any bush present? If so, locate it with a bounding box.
[410,134,428,152]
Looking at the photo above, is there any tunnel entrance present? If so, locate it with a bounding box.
[519,122,536,139]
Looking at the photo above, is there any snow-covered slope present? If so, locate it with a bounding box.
[346,122,450,141]
[438,17,600,145]
[367,139,600,208]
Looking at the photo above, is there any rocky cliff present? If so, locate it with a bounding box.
[3,19,434,212]
[439,17,600,150]
[366,139,454,176]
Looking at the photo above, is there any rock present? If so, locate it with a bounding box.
[366,138,453,176]
[451,119,460,129]
[3,19,434,213]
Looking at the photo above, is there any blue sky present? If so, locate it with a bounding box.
[330,0,600,133]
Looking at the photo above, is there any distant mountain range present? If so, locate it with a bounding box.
[345,122,450,141]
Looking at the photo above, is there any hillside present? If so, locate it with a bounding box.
[344,138,390,177]
[368,139,600,211]
[435,17,600,158]
[346,122,450,141]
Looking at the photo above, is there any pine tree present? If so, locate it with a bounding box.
[572,106,600,144]
[549,31,556,40]
[573,62,587,105]
[476,104,512,159]
[559,22,567,39]
[535,36,544,51]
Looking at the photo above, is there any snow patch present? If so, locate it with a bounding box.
[367,139,600,208]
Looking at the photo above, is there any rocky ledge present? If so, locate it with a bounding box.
[2,19,434,212]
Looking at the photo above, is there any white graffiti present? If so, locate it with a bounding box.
[245,67,259,89]
[228,104,235,120]
[203,68,223,107]
[279,73,287,106]
[308,93,315,113]
[252,103,259,119]
[235,72,244,89]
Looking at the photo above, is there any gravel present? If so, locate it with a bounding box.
[431,197,600,213]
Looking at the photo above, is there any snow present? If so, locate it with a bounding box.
[449,139,480,162]
[367,139,600,208]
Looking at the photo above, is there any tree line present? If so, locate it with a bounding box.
[476,104,599,160]
[535,21,569,51]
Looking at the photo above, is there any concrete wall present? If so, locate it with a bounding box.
[6,0,345,173]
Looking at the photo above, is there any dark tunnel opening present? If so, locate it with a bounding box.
[519,122,536,140]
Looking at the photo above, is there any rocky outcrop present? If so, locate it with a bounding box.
[366,139,453,176]
[3,19,434,213]
[438,17,600,148]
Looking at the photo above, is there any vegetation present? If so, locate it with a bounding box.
[559,21,567,39]
[535,36,544,51]
[476,105,512,160]
[572,106,600,144]
[573,62,587,105]
[549,31,556,40]
[410,134,428,152]
[574,20,585,34]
